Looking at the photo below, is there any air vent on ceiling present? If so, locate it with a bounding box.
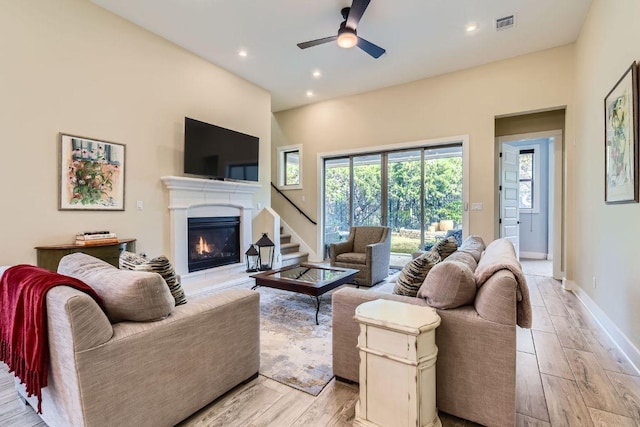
[495,15,515,31]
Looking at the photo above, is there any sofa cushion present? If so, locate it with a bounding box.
[445,251,478,272]
[120,252,187,306]
[458,235,486,262]
[417,260,476,309]
[58,253,175,323]
[336,252,367,264]
[432,236,458,260]
[393,250,441,297]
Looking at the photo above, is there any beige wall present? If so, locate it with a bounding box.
[272,45,574,254]
[0,0,271,266]
[571,0,640,352]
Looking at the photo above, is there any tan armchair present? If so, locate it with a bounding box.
[330,226,391,287]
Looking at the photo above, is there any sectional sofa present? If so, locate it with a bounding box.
[332,237,531,427]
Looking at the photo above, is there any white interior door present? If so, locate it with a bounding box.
[500,144,520,256]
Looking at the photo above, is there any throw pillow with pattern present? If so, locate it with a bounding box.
[120,252,187,306]
[432,236,459,260]
[393,250,441,297]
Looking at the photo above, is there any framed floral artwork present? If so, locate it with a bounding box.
[59,134,126,210]
[604,62,639,204]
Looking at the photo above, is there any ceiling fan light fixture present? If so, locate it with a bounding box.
[297,0,385,58]
[337,30,358,49]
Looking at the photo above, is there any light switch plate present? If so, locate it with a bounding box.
[471,202,483,211]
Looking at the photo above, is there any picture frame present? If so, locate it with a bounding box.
[59,133,126,211]
[604,62,639,204]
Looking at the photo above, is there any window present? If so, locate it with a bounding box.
[277,145,302,189]
[323,144,463,256]
[519,149,534,210]
[284,151,300,186]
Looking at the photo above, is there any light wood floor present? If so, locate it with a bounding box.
[1,273,639,426]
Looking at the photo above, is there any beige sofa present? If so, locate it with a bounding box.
[332,237,531,427]
[14,253,260,427]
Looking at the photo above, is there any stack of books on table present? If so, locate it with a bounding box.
[75,231,118,246]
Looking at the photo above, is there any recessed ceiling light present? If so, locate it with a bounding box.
[306,90,314,97]
[465,23,478,33]
[238,49,248,57]
[312,70,321,78]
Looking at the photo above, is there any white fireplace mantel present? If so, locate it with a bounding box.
[161,176,261,290]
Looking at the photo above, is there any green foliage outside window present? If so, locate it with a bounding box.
[324,160,350,244]
[423,157,463,224]
[324,153,463,252]
[284,151,300,186]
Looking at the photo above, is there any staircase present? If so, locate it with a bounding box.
[279,226,309,267]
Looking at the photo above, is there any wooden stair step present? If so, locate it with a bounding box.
[280,242,300,255]
[281,251,309,267]
[280,234,291,244]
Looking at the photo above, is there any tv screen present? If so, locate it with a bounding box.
[183,117,259,181]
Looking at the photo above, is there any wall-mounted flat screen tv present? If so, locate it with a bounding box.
[183,117,259,182]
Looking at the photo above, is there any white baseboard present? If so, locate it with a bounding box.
[569,280,640,375]
[520,251,547,260]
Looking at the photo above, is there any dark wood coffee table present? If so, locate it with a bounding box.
[251,264,359,324]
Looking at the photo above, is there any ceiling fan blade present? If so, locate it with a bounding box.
[297,35,338,49]
[357,36,385,58]
[346,0,371,29]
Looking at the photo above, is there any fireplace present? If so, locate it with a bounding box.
[187,217,240,273]
[162,176,261,291]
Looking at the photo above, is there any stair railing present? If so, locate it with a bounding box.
[270,182,317,226]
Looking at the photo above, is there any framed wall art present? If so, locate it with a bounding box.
[604,62,639,204]
[59,134,126,210]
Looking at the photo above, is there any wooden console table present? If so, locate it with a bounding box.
[35,238,136,272]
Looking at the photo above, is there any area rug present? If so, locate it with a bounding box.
[191,269,399,397]
[255,286,335,396]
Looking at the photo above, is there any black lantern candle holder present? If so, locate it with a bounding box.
[245,244,259,273]
[255,232,275,271]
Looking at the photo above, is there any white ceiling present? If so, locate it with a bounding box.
[91,0,592,112]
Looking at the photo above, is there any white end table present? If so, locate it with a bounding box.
[354,299,442,427]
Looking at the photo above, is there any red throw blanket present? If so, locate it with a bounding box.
[0,265,104,413]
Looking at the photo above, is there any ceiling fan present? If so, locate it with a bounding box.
[296,0,386,59]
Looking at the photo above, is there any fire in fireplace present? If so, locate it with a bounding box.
[187,216,240,272]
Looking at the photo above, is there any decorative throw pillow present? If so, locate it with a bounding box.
[58,253,175,323]
[120,252,187,306]
[458,235,486,262]
[393,250,441,297]
[432,236,459,260]
[417,260,476,309]
[119,251,145,270]
[444,228,463,246]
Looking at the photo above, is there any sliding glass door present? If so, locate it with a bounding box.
[387,150,422,254]
[423,146,463,248]
[323,144,463,258]
[324,157,350,250]
[353,154,382,226]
